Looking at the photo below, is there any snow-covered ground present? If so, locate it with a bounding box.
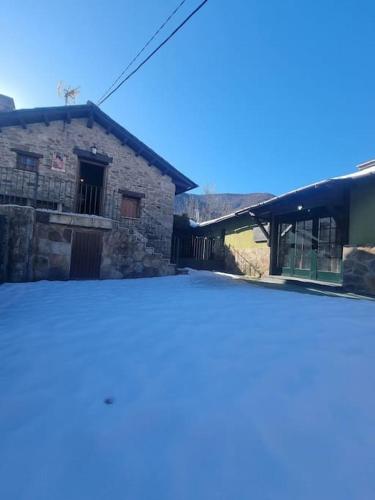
[1,271,375,500]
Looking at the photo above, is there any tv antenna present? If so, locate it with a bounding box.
[57,81,80,105]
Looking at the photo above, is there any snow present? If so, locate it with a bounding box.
[233,164,375,219]
[1,271,375,500]
[37,208,111,220]
[333,163,375,179]
[188,218,199,227]
[197,210,239,227]
[189,164,375,228]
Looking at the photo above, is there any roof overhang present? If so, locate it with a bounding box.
[241,178,351,220]
[0,101,198,194]
[236,169,375,221]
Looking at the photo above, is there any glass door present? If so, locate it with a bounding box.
[316,217,342,282]
[277,222,295,275]
[277,219,313,278]
[293,219,313,278]
[276,215,343,283]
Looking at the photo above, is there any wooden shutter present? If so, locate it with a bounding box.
[121,196,140,218]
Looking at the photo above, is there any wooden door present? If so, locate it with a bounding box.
[70,231,103,279]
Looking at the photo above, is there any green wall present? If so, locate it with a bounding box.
[349,178,375,245]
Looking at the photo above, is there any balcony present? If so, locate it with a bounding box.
[76,182,102,216]
[0,167,120,219]
[0,166,75,211]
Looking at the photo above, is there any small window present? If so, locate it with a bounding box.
[121,195,141,218]
[16,153,39,172]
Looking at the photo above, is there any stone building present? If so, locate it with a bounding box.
[0,95,197,282]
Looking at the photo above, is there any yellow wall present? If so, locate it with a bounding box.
[196,213,270,276]
[224,226,267,250]
[196,213,268,251]
[223,223,270,277]
[349,179,375,245]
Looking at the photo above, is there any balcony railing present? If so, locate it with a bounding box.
[0,166,75,211]
[76,182,102,216]
[0,167,163,226]
[0,167,119,217]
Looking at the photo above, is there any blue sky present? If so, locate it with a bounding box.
[1,0,375,195]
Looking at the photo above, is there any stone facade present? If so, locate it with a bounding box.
[34,214,73,281]
[225,246,270,278]
[0,205,35,282]
[343,245,375,295]
[0,214,9,282]
[0,205,175,282]
[101,223,174,279]
[0,117,176,260]
[0,106,190,281]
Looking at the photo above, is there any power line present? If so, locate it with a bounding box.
[97,0,208,106]
[97,0,188,105]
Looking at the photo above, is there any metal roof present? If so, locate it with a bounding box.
[195,164,375,226]
[236,164,375,218]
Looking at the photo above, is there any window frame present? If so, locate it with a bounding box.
[11,148,43,172]
[119,190,145,219]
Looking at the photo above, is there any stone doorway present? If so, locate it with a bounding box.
[76,162,105,216]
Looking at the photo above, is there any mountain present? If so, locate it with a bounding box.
[174,192,274,223]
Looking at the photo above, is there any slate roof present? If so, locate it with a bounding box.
[0,101,197,194]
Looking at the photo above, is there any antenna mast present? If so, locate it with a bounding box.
[57,81,80,105]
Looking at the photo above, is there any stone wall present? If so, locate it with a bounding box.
[0,118,176,259]
[225,245,270,278]
[0,205,175,282]
[343,245,375,295]
[101,224,174,279]
[0,205,35,282]
[0,215,8,282]
[34,217,72,281]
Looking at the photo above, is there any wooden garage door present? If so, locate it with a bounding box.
[70,231,103,279]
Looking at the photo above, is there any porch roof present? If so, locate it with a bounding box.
[194,163,375,227]
[237,164,375,220]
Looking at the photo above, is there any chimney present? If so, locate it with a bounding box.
[0,94,15,112]
[356,159,375,171]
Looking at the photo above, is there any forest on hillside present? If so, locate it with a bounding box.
[174,192,274,222]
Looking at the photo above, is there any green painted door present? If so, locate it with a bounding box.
[277,216,342,283]
[316,216,342,283]
[293,219,314,278]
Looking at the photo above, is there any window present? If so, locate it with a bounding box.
[12,149,42,172]
[17,154,39,171]
[121,195,141,218]
[119,189,144,218]
[317,217,341,273]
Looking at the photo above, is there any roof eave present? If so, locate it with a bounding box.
[243,177,353,219]
[0,102,198,194]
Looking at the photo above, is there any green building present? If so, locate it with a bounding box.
[173,161,375,295]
